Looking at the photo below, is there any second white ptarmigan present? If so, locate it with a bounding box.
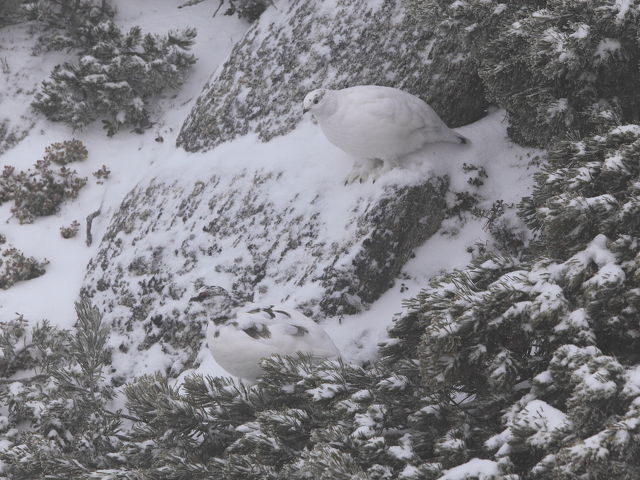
[207,305,340,382]
[303,85,469,183]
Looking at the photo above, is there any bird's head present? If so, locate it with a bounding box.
[302,88,328,114]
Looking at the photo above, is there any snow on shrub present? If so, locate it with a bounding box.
[33,22,197,135]
[0,142,88,224]
[0,241,48,289]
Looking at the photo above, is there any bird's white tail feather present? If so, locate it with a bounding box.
[444,129,469,145]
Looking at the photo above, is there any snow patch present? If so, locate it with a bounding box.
[437,458,500,480]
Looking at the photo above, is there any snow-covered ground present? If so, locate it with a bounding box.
[0,1,538,381]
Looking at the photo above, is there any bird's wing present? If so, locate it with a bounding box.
[235,307,339,356]
[340,86,447,133]
[267,322,338,355]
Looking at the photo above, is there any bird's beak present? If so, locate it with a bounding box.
[303,106,309,114]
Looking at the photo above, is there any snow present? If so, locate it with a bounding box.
[450,1,469,10]
[573,363,618,395]
[400,465,422,479]
[594,38,621,60]
[570,24,590,39]
[547,98,568,114]
[554,308,591,334]
[515,399,567,447]
[492,4,507,16]
[562,234,626,289]
[437,458,500,480]
[609,124,640,136]
[622,365,640,398]
[485,427,513,453]
[307,383,347,401]
[0,24,70,154]
[602,153,627,173]
[389,433,414,460]
[614,0,633,23]
[351,389,372,401]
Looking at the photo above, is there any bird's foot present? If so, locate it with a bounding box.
[344,159,383,185]
[368,159,398,183]
[344,170,368,185]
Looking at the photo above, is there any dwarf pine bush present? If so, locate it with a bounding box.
[39,354,434,479]
[43,139,88,165]
[223,0,268,22]
[32,22,197,135]
[26,0,197,135]
[389,123,640,478]
[0,241,48,289]
[479,1,640,146]
[59,220,80,239]
[0,301,119,480]
[406,0,640,146]
[23,0,114,51]
[1,159,87,224]
[0,141,88,224]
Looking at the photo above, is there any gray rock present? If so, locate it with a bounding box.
[177,0,436,152]
[81,171,448,376]
[318,179,448,316]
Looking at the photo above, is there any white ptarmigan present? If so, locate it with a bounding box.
[302,85,469,183]
[207,305,340,382]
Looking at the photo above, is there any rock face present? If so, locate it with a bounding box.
[82,168,448,376]
[82,0,455,378]
[177,0,436,152]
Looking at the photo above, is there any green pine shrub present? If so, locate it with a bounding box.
[479,1,640,146]
[32,21,197,135]
[389,122,640,478]
[0,0,27,27]
[23,0,114,51]
[405,0,640,146]
[1,158,87,224]
[43,139,88,165]
[521,125,640,257]
[59,220,80,238]
[0,301,120,480]
[92,164,110,183]
[0,242,48,289]
[0,142,88,224]
[521,125,640,360]
[86,353,435,479]
[223,0,268,22]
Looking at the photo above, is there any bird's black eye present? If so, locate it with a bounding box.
[314,98,319,104]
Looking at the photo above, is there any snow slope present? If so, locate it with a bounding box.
[0,2,539,381]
